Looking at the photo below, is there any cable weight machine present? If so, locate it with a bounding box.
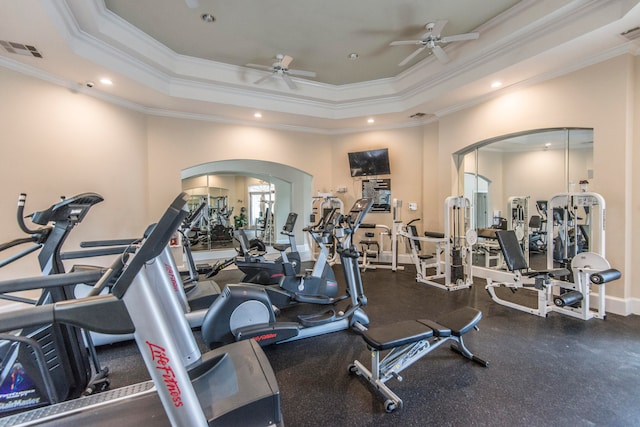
[402,196,475,291]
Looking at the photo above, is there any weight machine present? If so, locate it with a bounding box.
[474,196,529,270]
[359,199,404,272]
[402,196,475,291]
[547,192,604,268]
[485,192,619,320]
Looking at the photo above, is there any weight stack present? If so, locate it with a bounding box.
[451,248,464,282]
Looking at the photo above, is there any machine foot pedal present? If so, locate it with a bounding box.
[298,309,336,327]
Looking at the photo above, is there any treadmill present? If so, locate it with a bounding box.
[0,193,282,427]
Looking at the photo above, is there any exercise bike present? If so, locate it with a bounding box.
[201,198,374,348]
[234,212,302,285]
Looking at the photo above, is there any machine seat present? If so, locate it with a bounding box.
[362,320,434,351]
[272,243,290,252]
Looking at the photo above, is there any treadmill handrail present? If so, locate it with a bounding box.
[112,193,189,299]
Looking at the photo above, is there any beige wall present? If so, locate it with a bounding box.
[0,68,148,280]
[421,122,440,231]
[0,52,637,313]
[332,127,424,225]
[145,116,333,218]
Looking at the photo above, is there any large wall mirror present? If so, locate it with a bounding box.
[182,174,286,251]
[182,160,312,254]
[455,128,593,270]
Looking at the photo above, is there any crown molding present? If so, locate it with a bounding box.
[9,0,638,132]
[47,0,616,119]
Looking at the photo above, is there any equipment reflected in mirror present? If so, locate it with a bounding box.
[455,128,594,273]
[182,174,280,252]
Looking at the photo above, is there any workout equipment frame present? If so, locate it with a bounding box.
[402,196,475,291]
[485,229,620,320]
[349,306,487,413]
[358,199,404,272]
[546,192,605,268]
[308,194,343,264]
[473,196,530,272]
[201,198,373,348]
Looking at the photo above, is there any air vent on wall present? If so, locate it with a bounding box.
[620,26,640,41]
[0,40,43,58]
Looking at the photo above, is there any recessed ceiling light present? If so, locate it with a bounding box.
[348,53,359,60]
[254,112,262,118]
[100,78,113,85]
[201,13,215,23]
[367,118,375,124]
[491,81,502,88]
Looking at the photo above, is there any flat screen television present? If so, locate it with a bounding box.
[348,148,390,177]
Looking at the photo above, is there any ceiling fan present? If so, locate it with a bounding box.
[246,54,317,90]
[390,20,479,66]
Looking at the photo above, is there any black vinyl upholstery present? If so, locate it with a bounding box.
[495,230,529,271]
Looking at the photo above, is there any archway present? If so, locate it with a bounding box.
[181,159,313,256]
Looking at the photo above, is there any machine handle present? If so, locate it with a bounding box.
[16,193,43,235]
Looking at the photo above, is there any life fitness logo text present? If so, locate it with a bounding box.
[253,333,277,342]
[146,341,183,407]
[163,263,180,293]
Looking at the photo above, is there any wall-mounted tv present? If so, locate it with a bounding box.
[348,148,391,177]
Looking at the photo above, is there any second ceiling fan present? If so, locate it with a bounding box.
[390,20,479,66]
[246,54,316,90]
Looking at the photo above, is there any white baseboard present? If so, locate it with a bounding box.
[600,294,640,316]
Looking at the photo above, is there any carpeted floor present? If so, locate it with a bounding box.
[97,262,640,427]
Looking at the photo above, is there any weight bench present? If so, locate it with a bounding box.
[349,306,488,413]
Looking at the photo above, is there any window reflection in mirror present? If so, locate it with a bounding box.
[457,128,593,271]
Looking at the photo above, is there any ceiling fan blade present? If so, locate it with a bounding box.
[398,46,426,67]
[432,45,450,63]
[440,32,479,43]
[254,73,275,85]
[246,63,273,71]
[282,73,297,90]
[390,40,422,46]
[288,69,317,78]
[430,20,448,36]
[280,55,293,69]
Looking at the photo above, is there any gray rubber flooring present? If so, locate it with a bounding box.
[98,262,640,427]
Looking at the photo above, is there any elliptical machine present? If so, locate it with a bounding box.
[0,193,116,415]
[201,198,374,348]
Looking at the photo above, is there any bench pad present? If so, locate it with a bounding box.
[363,320,434,351]
[433,306,481,336]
